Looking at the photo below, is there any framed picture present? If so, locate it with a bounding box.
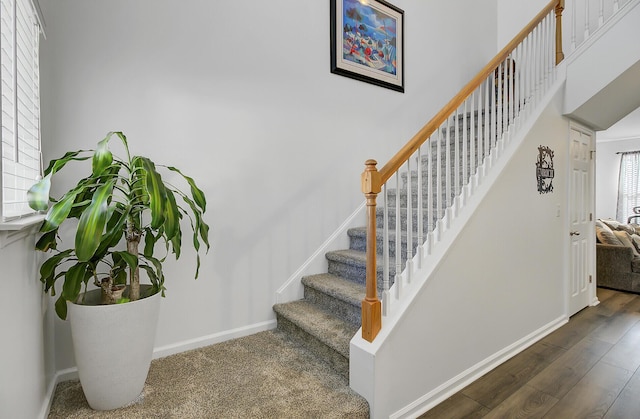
[330,0,404,93]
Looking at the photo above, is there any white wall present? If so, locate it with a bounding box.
[595,137,640,219]
[497,0,549,48]
[36,0,498,373]
[0,231,56,419]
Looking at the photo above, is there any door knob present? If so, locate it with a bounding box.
[570,231,580,236]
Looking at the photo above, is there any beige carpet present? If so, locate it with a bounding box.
[48,330,369,418]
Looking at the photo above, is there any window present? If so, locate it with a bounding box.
[616,151,640,223]
[0,0,41,222]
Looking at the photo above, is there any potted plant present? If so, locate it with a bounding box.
[27,131,210,410]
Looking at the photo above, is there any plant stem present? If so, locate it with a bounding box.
[126,218,141,301]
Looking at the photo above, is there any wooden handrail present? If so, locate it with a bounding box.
[360,0,563,342]
[378,0,563,184]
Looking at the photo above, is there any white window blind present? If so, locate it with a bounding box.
[616,151,640,223]
[0,0,41,222]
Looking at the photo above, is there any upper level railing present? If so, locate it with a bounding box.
[568,0,635,52]
[360,0,565,342]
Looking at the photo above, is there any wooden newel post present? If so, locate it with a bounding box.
[361,159,382,342]
[555,0,565,64]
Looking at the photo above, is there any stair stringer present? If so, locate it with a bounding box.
[349,66,567,419]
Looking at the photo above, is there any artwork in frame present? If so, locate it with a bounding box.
[330,0,404,93]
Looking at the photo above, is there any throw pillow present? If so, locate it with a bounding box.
[613,230,639,257]
[596,220,622,245]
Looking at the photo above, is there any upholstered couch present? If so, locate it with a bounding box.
[595,219,640,293]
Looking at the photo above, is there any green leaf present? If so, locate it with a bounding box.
[35,229,59,252]
[75,181,114,262]
[40,190,80,233]
[62,262,87,302]
[113,250,138,270]
[138,157,167,229]
[44,150,91,177]
[167,166,207,212]
[54,296,68,320]
[39,249,73,285]
[92,134,114,176]
[170,227,182,259]
[164,189,180,240]
[27,174,52,211]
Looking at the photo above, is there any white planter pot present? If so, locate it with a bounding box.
[68,285,161,410]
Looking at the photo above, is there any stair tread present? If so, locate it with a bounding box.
[273,300,358,358]
[302,273,364,306]
[326,248,366,264]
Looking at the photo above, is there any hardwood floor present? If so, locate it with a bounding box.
[418,287,640,419]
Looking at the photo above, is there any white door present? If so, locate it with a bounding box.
[568,123,594,316]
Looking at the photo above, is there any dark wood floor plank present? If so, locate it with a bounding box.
[461,342,565,409]
[421,289,640,418]
[416,394,489,419]
[600,320,640,371]
[595,291,638,317]
[604,367,640,419]
[541,309,608,350]
[528,336,612,398]
[543,361,633,418]
[482,384,558,419]
[589,311,640,344]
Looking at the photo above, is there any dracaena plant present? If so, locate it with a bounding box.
[27,131,210,320]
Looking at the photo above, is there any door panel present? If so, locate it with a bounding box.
[569,124,594,316]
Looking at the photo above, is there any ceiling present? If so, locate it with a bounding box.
[597,106,640,141]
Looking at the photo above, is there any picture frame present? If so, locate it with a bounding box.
[330,0,404,93]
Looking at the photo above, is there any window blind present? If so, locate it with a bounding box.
[616,151,640,223]
[0,0,41,222]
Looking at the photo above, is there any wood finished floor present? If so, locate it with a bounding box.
[418,287,640,419]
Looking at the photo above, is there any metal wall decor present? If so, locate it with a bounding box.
[536,145,555,194]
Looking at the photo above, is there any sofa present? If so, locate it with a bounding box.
[595,219,640,293]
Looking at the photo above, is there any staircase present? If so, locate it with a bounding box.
[272,112,487,382]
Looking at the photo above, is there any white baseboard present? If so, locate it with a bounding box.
[391,315,568,419]
[152,320,277,359]
[40,320,277,418]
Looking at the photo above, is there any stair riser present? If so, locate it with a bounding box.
[375,210,439,235]
[275,314,349,379]
[349,231,418,261]
[304,286,361,326]
[327,259,395,292]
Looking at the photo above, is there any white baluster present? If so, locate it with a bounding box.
[416,146,423,268]
[613,0,619,13]
[484,77,490,169]
[394,172,402,299]
[382,183,389,316]
[463,100,468,201]
[453,108,460,216]
[405,158,412,284]
[584,0,590,40]
[426,132,433,254]
[599,0,604,26]
[571,0,577,51]
[445,116,452,227]
[469,92,476,182]
[436,120,442,233]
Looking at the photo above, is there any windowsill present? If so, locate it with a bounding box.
[0,213,45,231]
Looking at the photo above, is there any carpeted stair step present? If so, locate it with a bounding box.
[273,300,359,378]
[325,248,396,289]
[302,273,364,326]
[348,226,418,261]
[375,206,442,235]
[385,187,457,209]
